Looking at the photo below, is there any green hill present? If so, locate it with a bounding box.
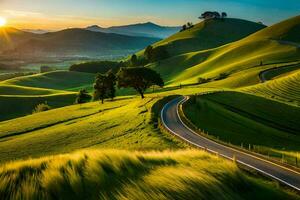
[246,15,300,43]
[0,71,96,121]
[149,15,300,86]
[3,70,95,92]
[141,18,266,58]
[243,69,300,105]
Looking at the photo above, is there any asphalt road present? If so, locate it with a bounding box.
[259,63,300,83]
[161,96,300,192]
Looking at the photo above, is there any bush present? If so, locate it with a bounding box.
[32,102,51,114]
[198,77,211,84]
[214,73,229,81]
[75,89,92,104]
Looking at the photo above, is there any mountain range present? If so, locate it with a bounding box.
[0,27,160,59]
[85,22,180,38]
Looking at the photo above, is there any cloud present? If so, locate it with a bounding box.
[4,10,42,17]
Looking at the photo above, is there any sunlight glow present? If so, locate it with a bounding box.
[0,17,7,27]
[0,17,6,26]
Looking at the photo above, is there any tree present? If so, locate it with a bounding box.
[221,12,227,18]
[187,22,194,28]
[106,70,117,100]
[93,73,108,104]
[130,54,138,66]
[213,11,221,18]
[181,24,187,31]
[75,89,92,104]
[144,45,153,62]
[117,67,164,99]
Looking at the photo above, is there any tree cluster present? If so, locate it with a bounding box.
[199,11,227,20]
[180,22,194,32]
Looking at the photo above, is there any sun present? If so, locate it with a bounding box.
[0,17,7,27]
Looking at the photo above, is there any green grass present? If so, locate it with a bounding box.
[0,149,297,200]
[0,70,96,121]
[183,91,300,154]
[243,70,300,105]
[3,70,95,92]
[147,15,300,86]
[0,96,186,163]
[138,18,265,58]
[0,93,77,121]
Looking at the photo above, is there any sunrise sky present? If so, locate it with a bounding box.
[0,0,300,30]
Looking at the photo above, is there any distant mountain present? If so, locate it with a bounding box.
[86,22,180,38]
[0,28,159,58]
[22,29,49,34]
[0,27,35,51]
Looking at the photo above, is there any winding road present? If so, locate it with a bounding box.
[161,96,300,192]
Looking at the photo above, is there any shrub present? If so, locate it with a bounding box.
[32,102,51,114]
[214,73,229,81]
[75,89,92,104]
[198,77,211,84]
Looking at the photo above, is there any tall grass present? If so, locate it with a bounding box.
[0,149,296,200]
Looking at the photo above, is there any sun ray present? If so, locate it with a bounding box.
[0,17,6,27]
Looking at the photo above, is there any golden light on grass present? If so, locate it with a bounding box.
[0,17,7,27]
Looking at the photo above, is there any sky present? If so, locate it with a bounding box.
[0,0,300,30]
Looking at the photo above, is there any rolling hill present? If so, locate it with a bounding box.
[0,27,159,59]
[86,22,180,38]
[0,71,95,121]
[243,68,300,105]
[148,15,300,85]
[139,18,266,58]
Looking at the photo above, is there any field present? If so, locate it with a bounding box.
[0,95,187,163]
[1,149,297,200]
[0,71,95,121]
[243,69,300,105]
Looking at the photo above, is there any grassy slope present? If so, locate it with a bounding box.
[150,15,300,86]
[139,18,265,58]
[2,70,95,92]
[0,71,95,121]
[1,149,296,200]
[243,70,300,105]
[0,96,187,163]
[183,92,300,152]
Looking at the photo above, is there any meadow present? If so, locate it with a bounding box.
[0,149,297,200]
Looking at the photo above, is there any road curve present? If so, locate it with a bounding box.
[259,63,300,83]
[161,96,300,192]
